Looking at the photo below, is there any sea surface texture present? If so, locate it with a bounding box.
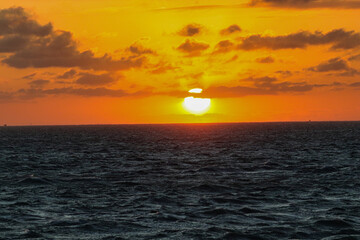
[0,122,360,239]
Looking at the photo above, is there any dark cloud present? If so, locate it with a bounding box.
[0,86,153,101]
[349,82,360,87]
[0,7,145,71]
[336,68,360,77]
[203,76,325,98]
[44,87,128,97]
[307,58,350,72]
[0,35,29,52]
[176,39,209,56]
[75,73,117,86]
[248,76,320,92]
[158,1,360,11]
[220,25,241,35]
[57,69,77,79]
[348,54,360,61]
[249,0,360,9]
[0,91,14,101]
[127,43,156,55]
[256,56,275,63]
[237,29,360,50]
[331,81,344,86]
[307,57,359,76]
[0,7,52,36]
[275,70,293,77]
[213,40,235,54]
[22,72,36,80]
[13,87,127,99]
[154,5,226,11]
[178,24,203,37]
[204,85,270,97]
[2,31,145,70]
[0,76,355,102]
[29,79,50,88]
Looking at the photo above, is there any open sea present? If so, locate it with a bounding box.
[0,122,360,239]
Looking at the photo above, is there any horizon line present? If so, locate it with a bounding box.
[2,120,360,127]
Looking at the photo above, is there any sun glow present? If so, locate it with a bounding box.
[183,96,211,115]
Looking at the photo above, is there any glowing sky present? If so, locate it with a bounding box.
[1,0,360,125]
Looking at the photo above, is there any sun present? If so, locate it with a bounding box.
[183,97,211,114]
[183,88,211,115]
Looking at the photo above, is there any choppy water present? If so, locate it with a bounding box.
[1,122,360,239]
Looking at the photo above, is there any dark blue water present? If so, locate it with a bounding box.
[1,122,360,239]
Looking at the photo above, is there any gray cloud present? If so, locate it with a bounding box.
[45,87,128,97]
[202,76,325,98]
[238,29,360,50]
[0,76,356,102]
[22,72,36,80]
[256,56,275,63]
[213,40,235,54]
[336,68,360,77]
[154,1,360,10]
[220,25,241,35]
[0,91,14,101]
[0,7,52,36]
[29,79,50,88]
[0,7,145,71]
[154,76,326,98]
[348,54,360,61]
[2,31,145,70]
[14,87,131,99]
[57,69,77,79]
[204,85,270,97]
[249,0,360,9]
[154,5,227,11]
[0,86,158,101]
[176,39,209,56]
[127,43,156,55]
[178,24,203,37]
[307,57,360,76]
[275,70,293,77]
[75,73,117,86]
[249,76,320,92]
[307,58,349,72]
[0,35,29,52]
[349,82,360,87]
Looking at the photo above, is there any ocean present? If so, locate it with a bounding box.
[0,122,359,239]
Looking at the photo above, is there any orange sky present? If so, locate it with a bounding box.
[1,0,360,125]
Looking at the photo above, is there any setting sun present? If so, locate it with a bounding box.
[183,96,211,115]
